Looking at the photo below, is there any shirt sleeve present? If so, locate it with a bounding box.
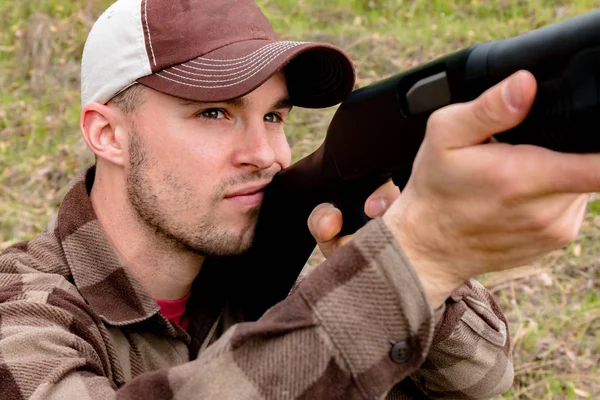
[0,217,510,399]
[402,279,514,399]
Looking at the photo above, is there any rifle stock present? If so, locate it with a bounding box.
[217,9,600,320]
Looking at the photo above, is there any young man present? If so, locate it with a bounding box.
[1,0,596,398]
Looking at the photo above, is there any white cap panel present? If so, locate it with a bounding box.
[81,0,152,107]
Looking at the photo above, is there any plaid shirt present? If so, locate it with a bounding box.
[0,166,513,399]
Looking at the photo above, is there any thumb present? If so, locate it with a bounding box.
[429,70,537,149]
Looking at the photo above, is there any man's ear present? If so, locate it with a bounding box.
[80,102,128,167]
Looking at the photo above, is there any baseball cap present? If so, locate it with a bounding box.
[81,0,356,109]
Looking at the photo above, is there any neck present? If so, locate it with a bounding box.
[90,163,205,300]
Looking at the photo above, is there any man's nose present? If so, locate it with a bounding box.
[232,123,277,170]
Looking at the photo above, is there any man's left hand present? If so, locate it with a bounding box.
[307,180,400,258]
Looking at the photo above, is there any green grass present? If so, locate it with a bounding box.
[1,1,599,398]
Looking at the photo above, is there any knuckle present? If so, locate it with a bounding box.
[426,106,454,138]
[427,108,444,130]
[495,171,527,203]
[503,181,530,204]
[423,111,451,152]
[497,159,536,202]
[424,112,442,142]
[526,213,552,232]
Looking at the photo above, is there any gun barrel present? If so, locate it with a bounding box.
[461,9,600,152]
[467,9,600,81]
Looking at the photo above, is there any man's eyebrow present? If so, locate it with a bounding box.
[272,97,293,111]
[224,97,247,108]
[177,97,248,108]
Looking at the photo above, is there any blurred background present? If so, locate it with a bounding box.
[0,0,598,398]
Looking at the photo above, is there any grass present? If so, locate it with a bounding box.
[1,0,599,398]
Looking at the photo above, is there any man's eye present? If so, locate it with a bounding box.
[265,113,282,123]
[199,109,225,119]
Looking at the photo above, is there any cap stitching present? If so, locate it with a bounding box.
[173,42,300,75]
[142,0,158,67]
[189,41,308,64]
[157,42,297,86]
[156,42,308,89]
[186,42,303,69]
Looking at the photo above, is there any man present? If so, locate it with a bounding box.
[0,0,595,398]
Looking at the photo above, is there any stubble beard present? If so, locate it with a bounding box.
[125,126,264,257]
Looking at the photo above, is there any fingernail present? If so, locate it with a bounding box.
[504,71,524,111]
[368,198,388,216]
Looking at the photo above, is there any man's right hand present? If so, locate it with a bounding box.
[384,70,595,308]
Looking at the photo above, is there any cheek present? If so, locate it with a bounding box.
[141,139,223,199]
[133,123,183,168]
[174,147,222,192]
[155,125,228,173]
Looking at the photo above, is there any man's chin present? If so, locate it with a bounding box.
[200,237,253,258]
[203,223,257,257]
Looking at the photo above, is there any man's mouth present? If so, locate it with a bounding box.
[224,182,270,208]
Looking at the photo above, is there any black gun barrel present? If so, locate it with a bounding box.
[461,9,600,153]
[469,9,600,81]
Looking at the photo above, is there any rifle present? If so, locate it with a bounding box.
[219,9,600,320]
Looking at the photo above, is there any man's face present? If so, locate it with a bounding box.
[123,72,292,256]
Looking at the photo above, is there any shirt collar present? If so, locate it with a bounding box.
[56,165,160,326]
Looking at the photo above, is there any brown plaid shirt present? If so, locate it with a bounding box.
[0,166,513,399]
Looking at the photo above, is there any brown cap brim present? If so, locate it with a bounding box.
[136,39,355,109]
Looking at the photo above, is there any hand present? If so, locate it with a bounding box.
[308,179,400,258]
[384,70,595,308]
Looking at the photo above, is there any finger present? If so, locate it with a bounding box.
[429,70,537,149]
[538,151,600,194]
[307,203,343,243]
[307,203,347,259]
[503,145,600,195]
[364,179,401,218]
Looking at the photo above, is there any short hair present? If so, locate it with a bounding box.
[108,84,148,114]
[93,84,147,165]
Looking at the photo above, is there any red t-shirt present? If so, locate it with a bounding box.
[156,292,190,331]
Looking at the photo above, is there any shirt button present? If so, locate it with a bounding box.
[390,340,412,363]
